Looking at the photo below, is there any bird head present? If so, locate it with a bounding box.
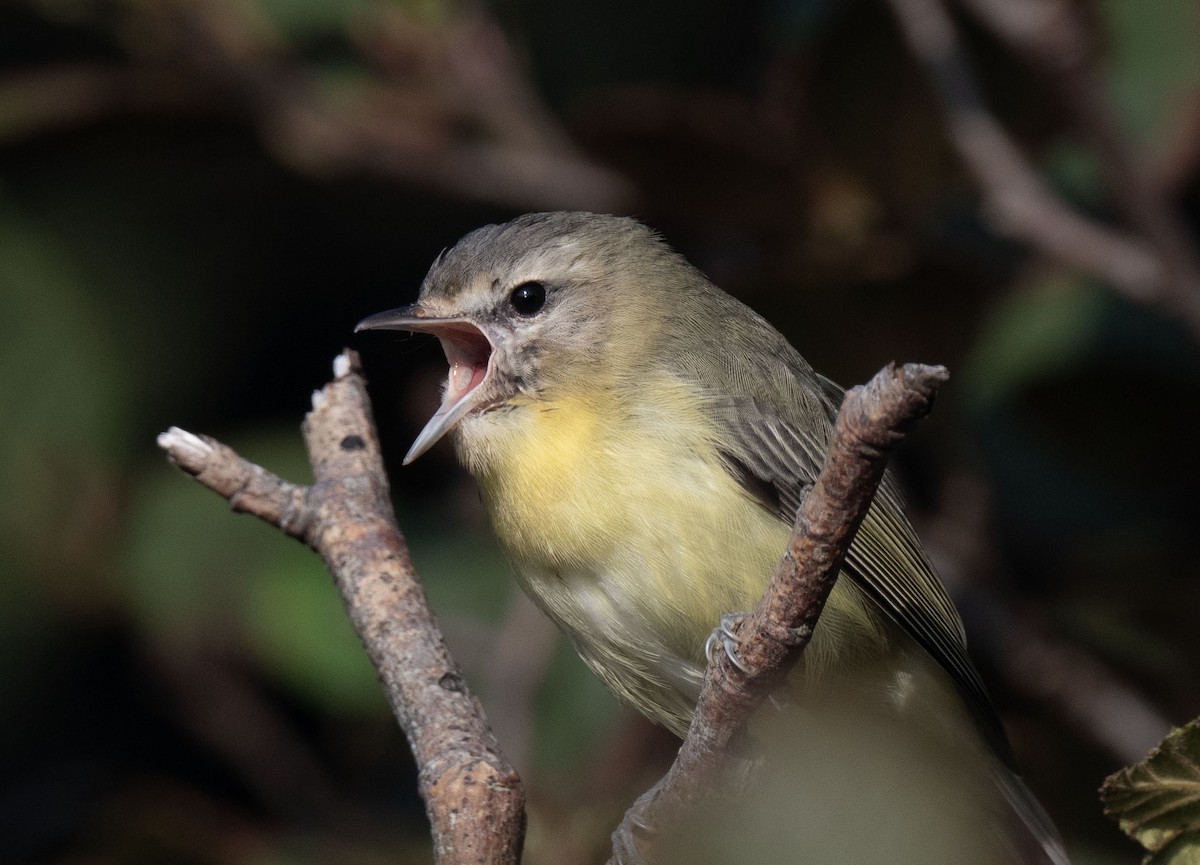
[356,212,692,463]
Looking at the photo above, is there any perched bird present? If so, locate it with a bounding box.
[358,212,1068,865]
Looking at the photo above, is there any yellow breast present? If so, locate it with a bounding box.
[454,373,885,733]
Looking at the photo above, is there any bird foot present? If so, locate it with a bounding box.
[704,611,753,673]
[610,782,660,865]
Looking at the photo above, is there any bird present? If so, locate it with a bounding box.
[357,211,1069,865]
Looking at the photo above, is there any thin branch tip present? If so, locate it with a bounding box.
[157,426,214,470]
[910,361,949,379]
[898,362,950,391]
[333,349,361,380]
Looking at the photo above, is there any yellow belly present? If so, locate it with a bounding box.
[456,382,887,734]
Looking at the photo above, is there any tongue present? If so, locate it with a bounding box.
[447,360,486,404]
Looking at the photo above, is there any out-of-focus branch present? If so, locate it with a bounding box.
[179,0,634,211]
[958,0,1200,328]
[967,592,1172,767]
[885,0,1200,339]
[0,0,634,213]
[158,350,525,865]
[609,362,949,864]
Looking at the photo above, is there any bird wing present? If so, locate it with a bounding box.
[710,377,1015,768]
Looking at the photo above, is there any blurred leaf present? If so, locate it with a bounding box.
[0,190,130,624]
[534,642,620,779]
[0,193,128,468]
[961,275,1108,411]
[123,428,389,712]
[1102,719,1200,864]
[404,518,512,622]
[122,430,303,646]
[1042,139,1104,204]
[1103,0,1200,147]
[255,0,450,41]
[245,542,385,713]
[255,0,372,40]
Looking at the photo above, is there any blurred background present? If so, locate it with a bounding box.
[3,0,1199,862]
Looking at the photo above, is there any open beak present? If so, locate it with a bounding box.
[356,305,493,464]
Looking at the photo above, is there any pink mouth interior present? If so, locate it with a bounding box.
[436,323,492,410]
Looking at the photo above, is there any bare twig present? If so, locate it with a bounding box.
[968,592,1172,767]
[158,350,525,865]
[0,0,634,212]
[884,0,1200,338]
[957,0,1200,331]
[609,362,949,864]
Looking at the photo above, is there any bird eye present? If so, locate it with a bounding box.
[509,281,547,316]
